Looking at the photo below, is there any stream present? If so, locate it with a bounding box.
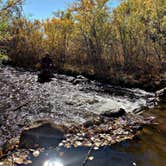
[31,104,166,166]
[0,66,165,166]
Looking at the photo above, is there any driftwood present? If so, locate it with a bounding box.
[81,146,94,166]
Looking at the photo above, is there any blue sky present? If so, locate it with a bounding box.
[23,0,120,20]
[23,0,75,20]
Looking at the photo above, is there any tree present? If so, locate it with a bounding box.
[44,11,74,69]
[112,0,166,69]
[69,0,111,74]
[8,18,44,67]
[0,0,23,55]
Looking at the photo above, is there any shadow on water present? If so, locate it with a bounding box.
[26,104,166,166]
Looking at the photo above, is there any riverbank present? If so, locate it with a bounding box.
[1,58,166,92]
[58,64,166,92]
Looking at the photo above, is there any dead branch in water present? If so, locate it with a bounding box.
[81,146,94,166]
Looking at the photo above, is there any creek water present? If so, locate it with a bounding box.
[0,66,165,166]
[27,104,166,166]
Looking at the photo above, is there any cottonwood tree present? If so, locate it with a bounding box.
[8,18,44,67]
[44,11,74,69]
[112,0,166,70]
[0,0,23,55]
[69,0,112,74]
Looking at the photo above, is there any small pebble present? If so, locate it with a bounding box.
[33,150,40,157]
[133,162,136,166]
[88,156,94,161]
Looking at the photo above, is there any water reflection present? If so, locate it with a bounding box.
[43,160,63,166]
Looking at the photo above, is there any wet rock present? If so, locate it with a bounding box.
[83,117,104,128]
[77,75,87,80]
[133,106,146,114]
[65,100,74,105]
[101,108,126,118]
[144,116,155,123]
[160,79,166,88]
[19,120,66,148]
[67,76,75,83]
[72,75,88,85]
[156,88,166,102]
[132,125,143,132]
[87,98,99,105]
[73,79,83,85]
[83,120,94,128]
[54,74,75,83]
[38,70,53,83]
[1,58,13,66]
[146,97,157,107]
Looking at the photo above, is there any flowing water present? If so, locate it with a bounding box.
[0,66,165,166]
[28,104,166,166]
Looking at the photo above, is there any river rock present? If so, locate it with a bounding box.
[133,106,147,114]
[72,75,88,85]
[101,108,126,118]
[156,88,166,102]
[19,120,66,148]
[77,75,87,80]
[83,117,104,128]
[67,76,75,83]
[1,58,13,66]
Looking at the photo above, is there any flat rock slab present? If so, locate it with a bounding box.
[19,120,67,148]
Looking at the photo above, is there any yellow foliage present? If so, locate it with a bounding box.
[4,0,165,77]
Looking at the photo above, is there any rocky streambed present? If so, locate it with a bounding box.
[0,66,161,165]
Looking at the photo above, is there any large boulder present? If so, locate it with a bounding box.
[101,108,126,118]
[38,69,53,83]
[19,120,67,148]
